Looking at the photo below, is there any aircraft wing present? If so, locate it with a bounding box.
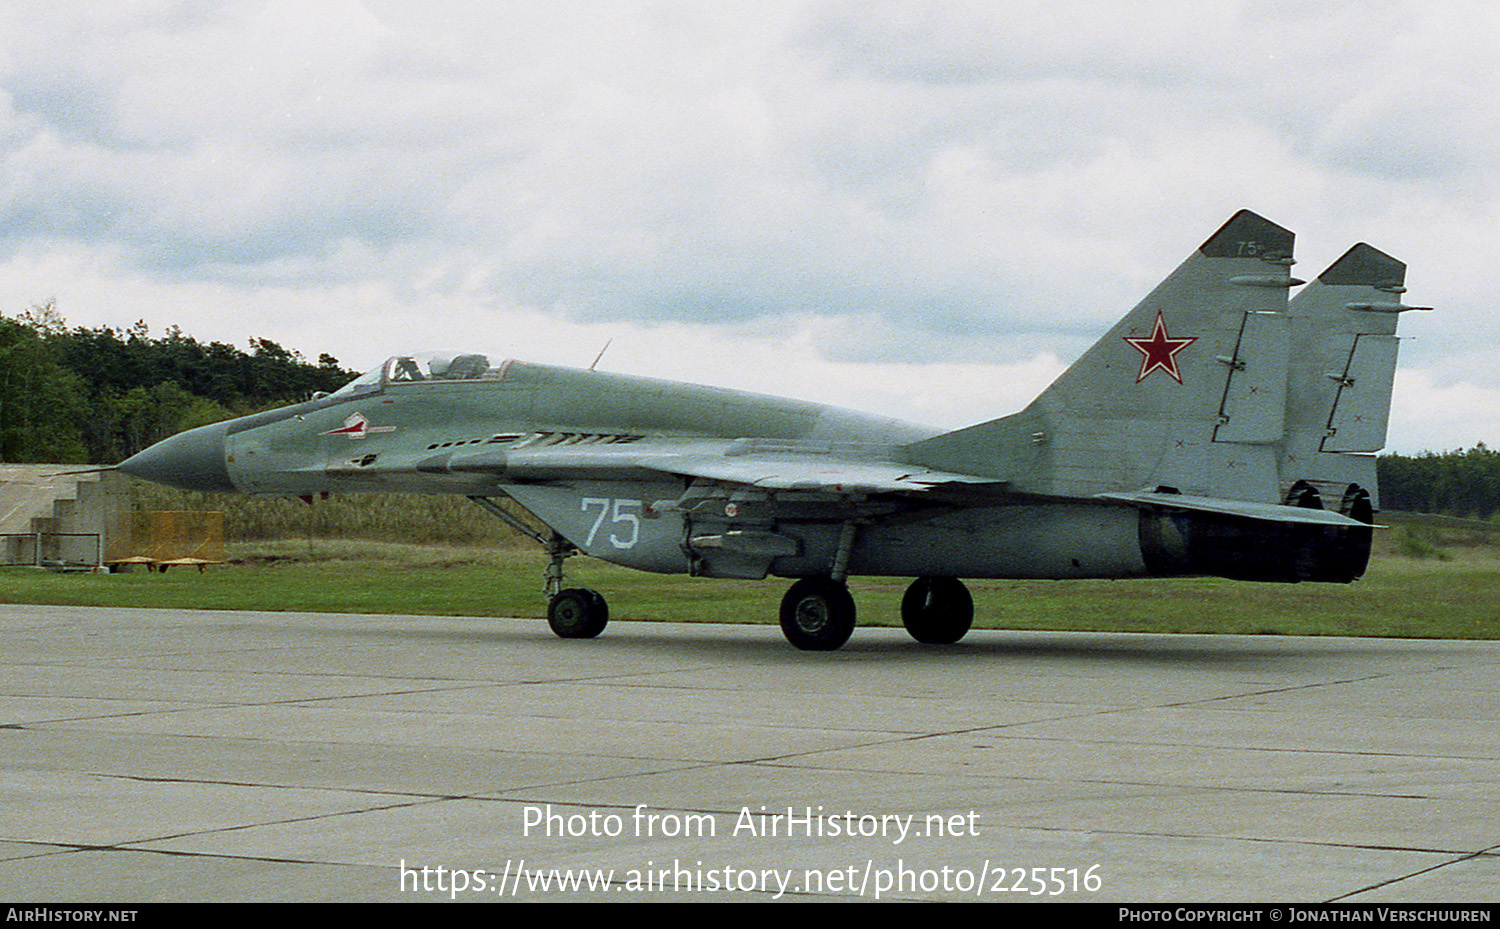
[440,444,1002,495]
[631,454,1001,494]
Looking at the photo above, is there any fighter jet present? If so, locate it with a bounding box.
[117,211,1423,649]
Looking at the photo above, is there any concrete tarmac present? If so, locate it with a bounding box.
[1,603,1496,902]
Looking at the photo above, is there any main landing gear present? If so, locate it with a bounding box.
[780,521,859,651]
[900,576,974,645]
[777,575,974,650]
[779,578,857,651]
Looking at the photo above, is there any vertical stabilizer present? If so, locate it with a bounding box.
[1280,243,1423,513]
[906,210,1301,502]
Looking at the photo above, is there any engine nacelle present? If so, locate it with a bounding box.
[1138,489,1373,584]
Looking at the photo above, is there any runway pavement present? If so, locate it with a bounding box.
[1,603,1496,902]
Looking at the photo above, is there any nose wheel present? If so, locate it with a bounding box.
[532,526,608,639]
[548,588,609,639]
[468,498,611,640]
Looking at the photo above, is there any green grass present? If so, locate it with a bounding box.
[4,538,1498,639]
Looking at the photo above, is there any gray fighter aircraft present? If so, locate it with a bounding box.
[117,210,1423,649]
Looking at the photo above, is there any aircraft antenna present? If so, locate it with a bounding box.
[589,339,613,371]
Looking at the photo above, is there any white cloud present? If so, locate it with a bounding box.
[0,0,1495,451]
[1390,369,1500,454]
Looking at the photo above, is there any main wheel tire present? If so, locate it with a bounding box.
[548,588,609,639]
[779,578,856,651]
[901,577,973,644]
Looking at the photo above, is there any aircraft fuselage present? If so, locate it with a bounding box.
[118,211,1405,649]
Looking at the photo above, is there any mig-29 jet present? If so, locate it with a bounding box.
[117,211,1423,650]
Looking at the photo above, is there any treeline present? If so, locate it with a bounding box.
[0,302,354,464]
[1378,446,1500,519]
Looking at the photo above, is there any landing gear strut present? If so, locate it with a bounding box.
[901,577,973,644]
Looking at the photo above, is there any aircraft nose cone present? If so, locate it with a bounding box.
[118,421,236,492]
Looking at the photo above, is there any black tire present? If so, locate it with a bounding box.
[901,577,973,644]
[779,578,856,651]
[548,588,609,639]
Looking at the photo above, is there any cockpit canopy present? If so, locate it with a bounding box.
[331,353,506,397]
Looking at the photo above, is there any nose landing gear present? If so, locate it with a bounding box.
[548,587,609,639]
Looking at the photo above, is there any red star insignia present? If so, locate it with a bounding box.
[320,413,395,439]
[1123,311,1197,384]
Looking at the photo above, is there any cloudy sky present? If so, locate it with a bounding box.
[0,0,1495,452]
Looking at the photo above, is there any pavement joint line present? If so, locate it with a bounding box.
[740,758,1437,800]
[65,760,735,802]
[718,715,1499,767]
[703,672,1498,767]
[4,828,1481,870]
[7,702,952,736]
[12,702,1493,767]
[52,754,1448,806]
[896,729,1498,762]
[8,840,399,870]
[973,823,1491,859]
[0,686,503,726]
[81,766,725,802]
[1328,842,1500,902]
[16,728,1484,790]
[0,657,722,688]
[221,783,1482,885]
[6,726,782,771]
[87,771,476,800]
[0,675,744,725]
[1151,669,1456,709]
[110,796,453,848]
